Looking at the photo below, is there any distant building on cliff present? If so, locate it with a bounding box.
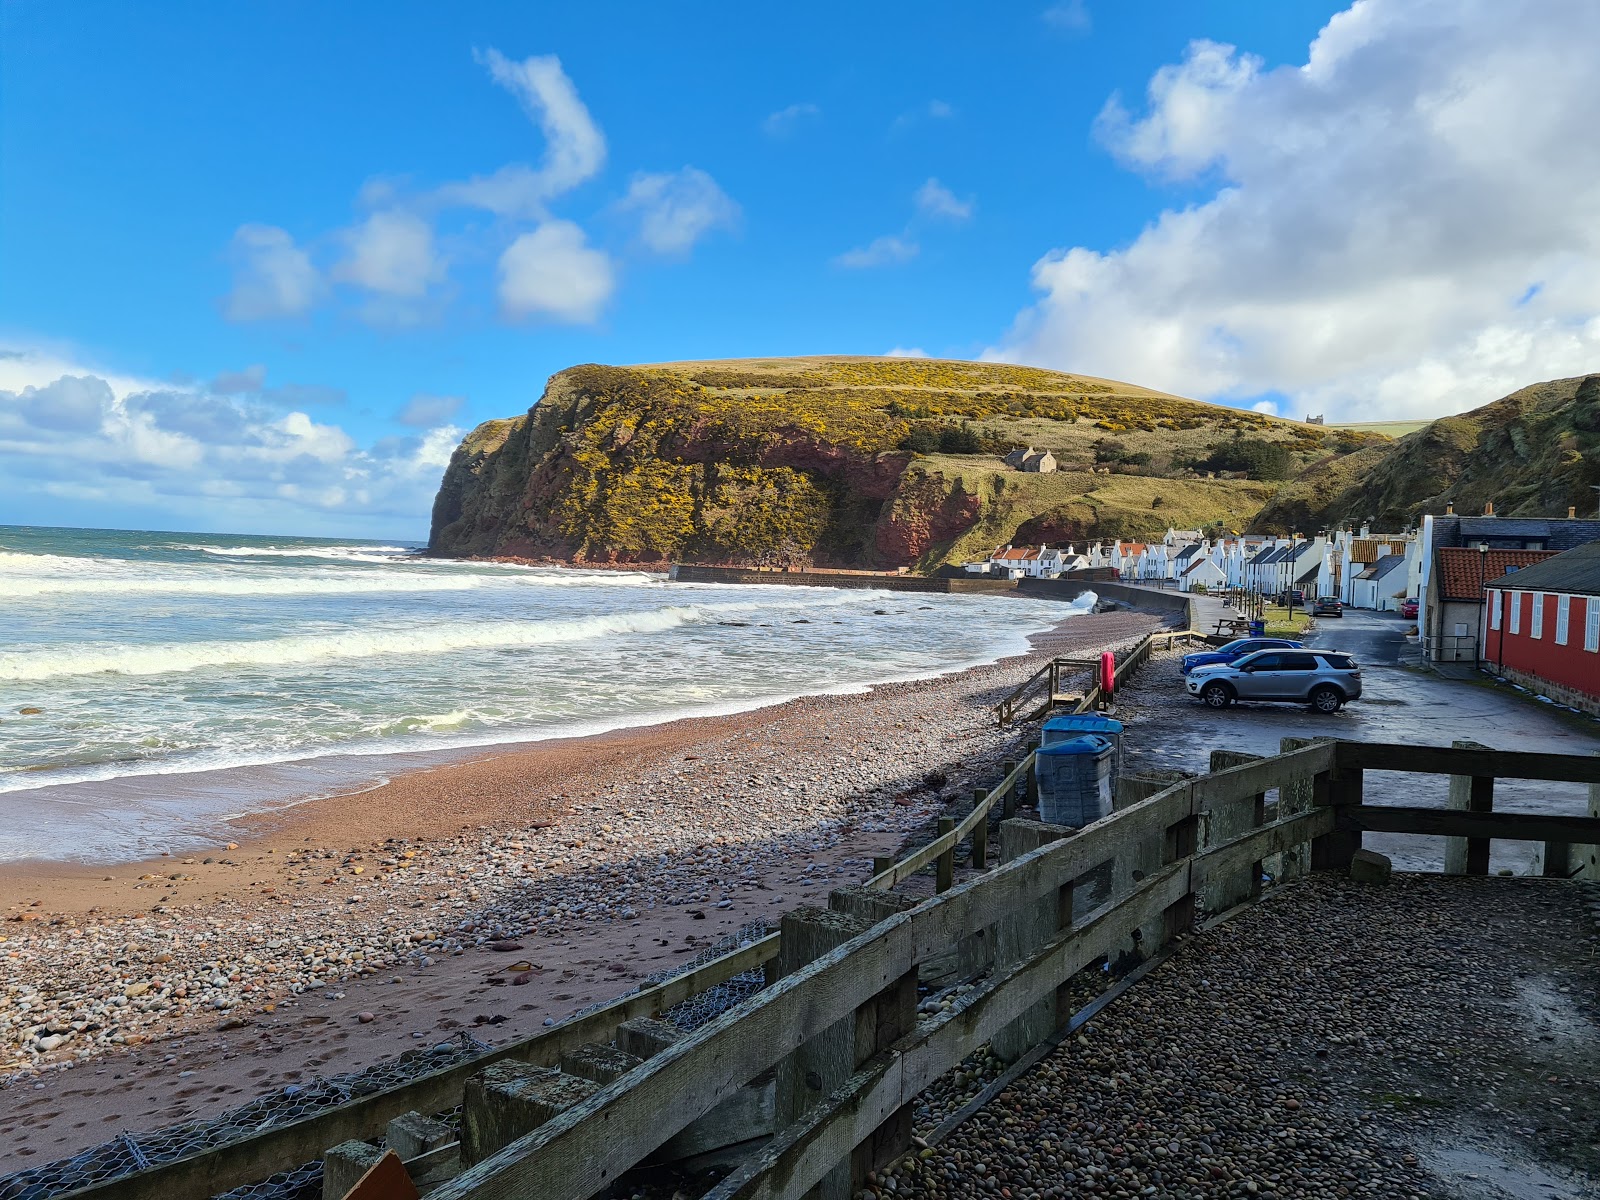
[1002,447,1058,474]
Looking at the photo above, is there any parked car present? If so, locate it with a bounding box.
[1179,637,1305,676]
[1271,589,1306,607]
[1185,648,1362,713]
[1400,598,1419,620]
[1313,596,1343,617]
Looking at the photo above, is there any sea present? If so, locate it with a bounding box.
[0,526,1091,863]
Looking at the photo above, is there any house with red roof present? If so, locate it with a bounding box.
[1481,541,1600,714]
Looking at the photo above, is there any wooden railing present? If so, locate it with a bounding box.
[423,741,1599,1200]
[63,736,1599,1200]
[994,628,1203,725]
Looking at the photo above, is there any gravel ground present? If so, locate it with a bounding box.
[0,610,1160,1081]
[877,874,1600,1200]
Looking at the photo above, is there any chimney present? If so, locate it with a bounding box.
[1569,506,1577,519]
[1445,501,1455,515]
[1360,522,1371,537]
[1483,501,1495,516]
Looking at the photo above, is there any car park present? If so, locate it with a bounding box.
[1179,636,1305,676]
[1185,648,1362,713]
[1313,596,1343,617]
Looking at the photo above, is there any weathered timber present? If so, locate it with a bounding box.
[774,907,873,1139]
[990,820,1076,1062]
[427,785,1196,1200]
[1338,807,1600,845]
[384,1111,454,1161]
[1203,750,1264,913]
[322,1141,386,1200]
[970,788,989,869]
[615,1017,680,1060]
[1444,739,1491,875]
[1275,736,1330,882]
[1466,774,1495,875]
[1585,753,1600,882]
[560,1043,644,1084]
[936,817,957,892]
[461,1064,598,1167]
[701,867,1192,1200]
[1336,741,1600,783]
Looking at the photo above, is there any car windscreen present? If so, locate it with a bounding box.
[1318,653,1356,670]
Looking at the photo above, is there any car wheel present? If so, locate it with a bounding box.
[1310,686,1343,714]
[1201,682,1234,709]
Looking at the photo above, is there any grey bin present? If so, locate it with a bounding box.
[1035,735,1115,829]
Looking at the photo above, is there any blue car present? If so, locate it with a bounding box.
[1180,637,1305,675]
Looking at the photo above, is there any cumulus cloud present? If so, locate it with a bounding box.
[435,50,606,218]
[333,211,444,298]
[891,99,956,133]
[0,365,462,533]
[498,220,615,322]
[397,393,465,427]
[834,235,920,270]
[763,102,820,137]
[884,347,931,358]
[991,0,1600,421]
[914,178,974,223]
[616,167,740,255]
[224,225,321,320]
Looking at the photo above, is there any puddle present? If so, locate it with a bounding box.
[1417,1144,1596,1199]
[1511,977,1598,1048]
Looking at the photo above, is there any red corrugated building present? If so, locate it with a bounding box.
[1481,541,1600,715]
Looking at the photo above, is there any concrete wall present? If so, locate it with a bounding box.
[1016,576,1191,624]
[668,564,1016,593]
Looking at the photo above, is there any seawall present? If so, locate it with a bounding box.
[667,564,1017,594]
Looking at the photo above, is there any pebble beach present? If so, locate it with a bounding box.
[0,606,1163,1169]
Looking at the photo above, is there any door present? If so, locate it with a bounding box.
[1272,652,1321,699]
[1232,653,1282,699]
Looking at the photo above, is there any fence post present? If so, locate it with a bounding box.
[1444,739,1490,875]
[1026,741,1041,806]
[1161,784,1199,944]
[1277,736,1331,882]
[1466,775,1494,876]
[1204,750,1265,913]
[1001,760,1019,819]
[936,817,956,892]
[1310,764,1363,871]
[970,787,989,869]
[990,819,1075,1061]
[1580,751,1600,882]
[848,965,919,1192]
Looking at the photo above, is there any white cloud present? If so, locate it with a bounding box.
[435,50,606,218]
[891,100,957,134]
[616,167,740,255]
[1043,0,1091,34]
[763,102,820,136]
[224,225,321,321]
[927,100,954,119]
[0,355,466,534]
[397,393,465,427]
[333,210,444,298]
[991,0,1600,421]
[1251,399,1278,416]
[498,220,615,322]
[885,347,931,358]
[834,235,920,270]
[914,178,974,223]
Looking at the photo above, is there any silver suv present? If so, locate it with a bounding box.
[1185,648,1362,713]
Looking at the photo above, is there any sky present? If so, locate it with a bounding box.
[3,0,1598,540]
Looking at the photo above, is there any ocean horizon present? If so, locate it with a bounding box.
[0,524,1092,862]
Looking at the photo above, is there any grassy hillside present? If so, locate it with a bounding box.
[429,356,1376,569]
[1254,374,1600,531]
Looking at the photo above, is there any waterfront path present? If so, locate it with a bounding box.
[886,874,1600,1200]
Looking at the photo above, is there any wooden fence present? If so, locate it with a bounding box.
[59,737,1600,1200]
[994,628,1202,724]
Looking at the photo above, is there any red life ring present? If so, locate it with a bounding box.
[1100,650,1116,698]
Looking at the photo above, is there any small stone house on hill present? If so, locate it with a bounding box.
[1482,540,1600,715]
[1002,447,1057,474]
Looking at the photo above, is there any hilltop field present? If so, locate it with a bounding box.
[428,357,1600,569]
[429,357,1374,569]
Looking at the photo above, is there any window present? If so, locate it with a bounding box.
[1317,653,1356,670]
[1490,590,1502,630]
[1555,595,1570,645]
[1509,591,1521,634]
[1244,654,1282,671]
[1279,653,1318,671]
[1587,599,1600,654]
[1530,592,1544,640]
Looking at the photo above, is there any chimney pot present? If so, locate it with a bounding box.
[1483,501,1495,516]
[1568,506,1577,519]
[1445,502,1455,515]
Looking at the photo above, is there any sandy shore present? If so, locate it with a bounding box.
[0,607,1165,1171]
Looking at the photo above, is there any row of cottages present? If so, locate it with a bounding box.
[971,544,1088,578]
[1416,504,1600,663]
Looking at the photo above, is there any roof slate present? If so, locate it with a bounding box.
[1481,539,1600,597]
[1357,553,1407,581]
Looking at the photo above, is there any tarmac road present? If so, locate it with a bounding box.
[1116,608,1599,871]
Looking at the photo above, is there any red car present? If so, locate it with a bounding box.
[1400,598,1419,619]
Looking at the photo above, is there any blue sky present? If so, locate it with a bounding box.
[3,1,1597,538]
